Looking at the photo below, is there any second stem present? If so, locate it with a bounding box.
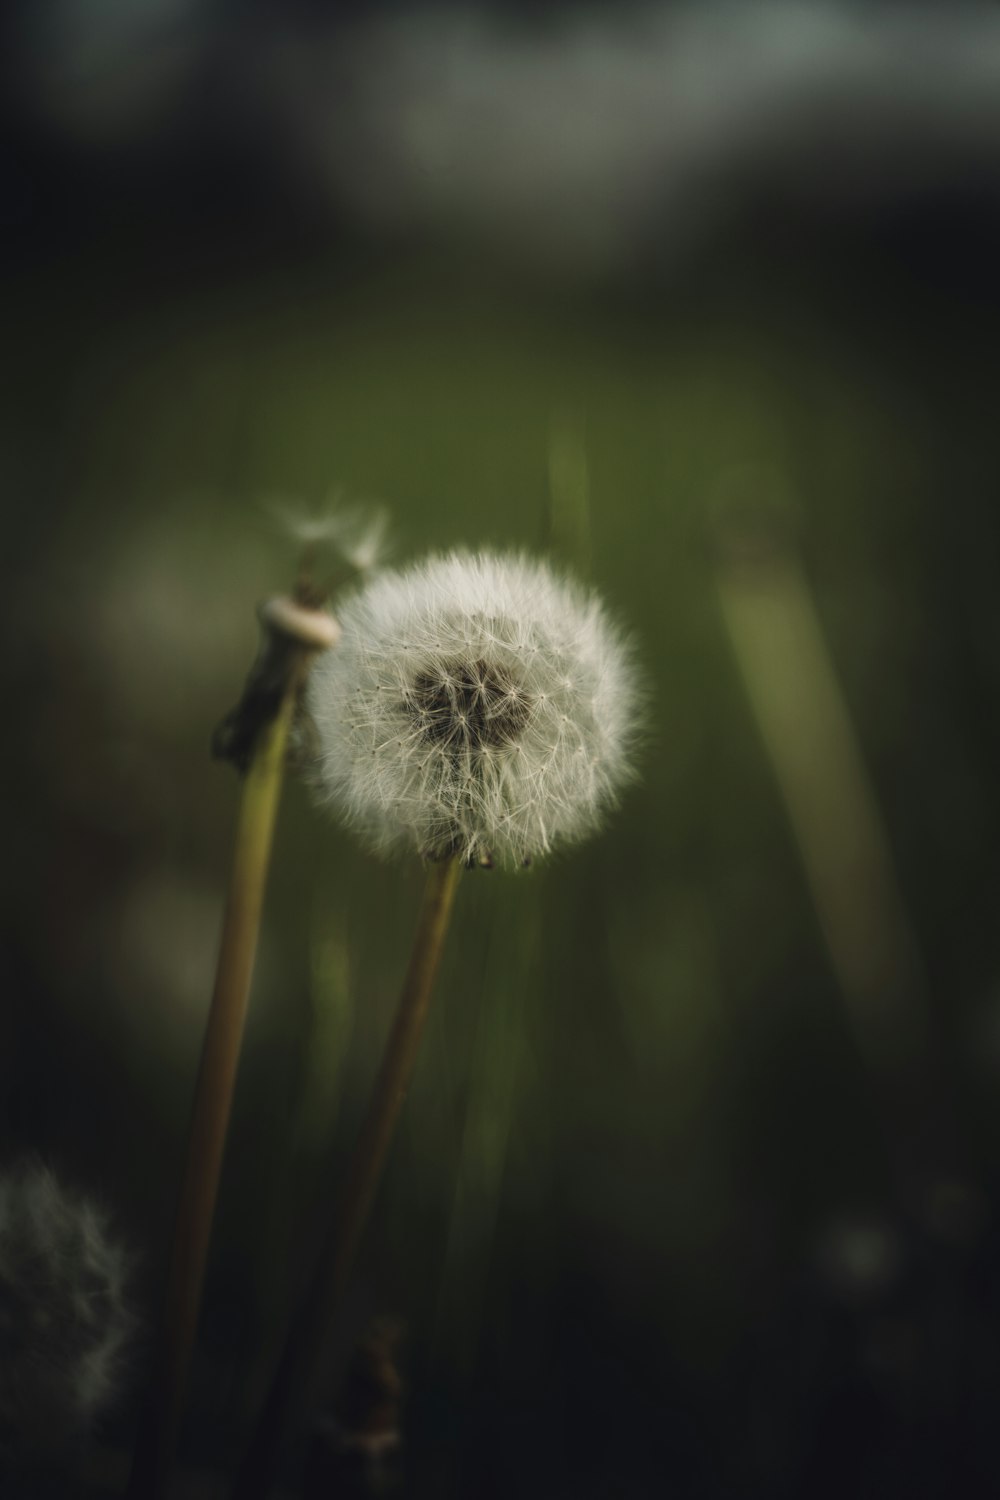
[233,855,462,1500]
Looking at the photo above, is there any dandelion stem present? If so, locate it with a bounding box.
[231,856,462,1500]
[127,639,312,1500]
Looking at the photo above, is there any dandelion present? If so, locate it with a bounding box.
[235,550,640,1500]
[0,1162,132,1465]
[307,551,639,867]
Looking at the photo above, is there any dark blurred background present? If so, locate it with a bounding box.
[4,2,1000,1495]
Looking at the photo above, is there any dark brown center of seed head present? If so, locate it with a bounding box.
[405,659,531,750]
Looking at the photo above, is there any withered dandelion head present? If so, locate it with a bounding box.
[307,551,640,867]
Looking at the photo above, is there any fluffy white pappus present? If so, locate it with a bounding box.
[307,551,640,867]
[0,1162,133,1462]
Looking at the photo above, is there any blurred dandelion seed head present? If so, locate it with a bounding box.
[307,551,640,867]
[265,496,391,574]
[0,1162,133,1459]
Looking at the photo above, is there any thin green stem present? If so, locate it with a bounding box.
[231,857,462,1500]
[127,652,307,1500]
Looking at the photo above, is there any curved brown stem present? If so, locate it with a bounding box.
[127,643,311,1500]
[231,856,462,1500]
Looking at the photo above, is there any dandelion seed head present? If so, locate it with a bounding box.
[308,551,640,866]
[265,497,391,573]
[0,1162,133,1460]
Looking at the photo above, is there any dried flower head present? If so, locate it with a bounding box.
[307,551,639,867]
[0,1162,132,1462]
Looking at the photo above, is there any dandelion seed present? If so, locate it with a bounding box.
[307,551,640,867]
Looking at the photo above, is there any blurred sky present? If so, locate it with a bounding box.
[5,1,1000,278]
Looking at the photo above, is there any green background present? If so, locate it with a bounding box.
[4,216,1000,1495]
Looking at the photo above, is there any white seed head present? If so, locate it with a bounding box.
[307,551,640,867]
[0,1162,133,1460]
